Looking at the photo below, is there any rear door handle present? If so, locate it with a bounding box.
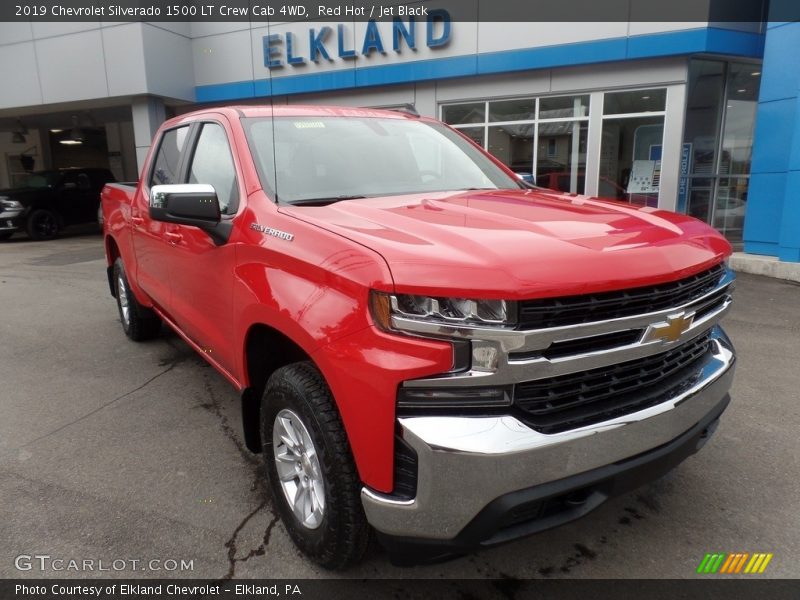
[165,232,183,244]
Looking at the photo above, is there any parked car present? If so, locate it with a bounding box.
[102,106,736,569]
[0,168,115,240]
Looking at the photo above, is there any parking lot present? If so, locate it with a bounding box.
[1,231,799,581]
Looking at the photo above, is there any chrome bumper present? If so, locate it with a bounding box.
[0,209,23,231]
[362,326,735,540]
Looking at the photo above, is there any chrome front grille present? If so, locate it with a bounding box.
[398,263,734,433]
[517,264,726,329]
[513,333,713,434]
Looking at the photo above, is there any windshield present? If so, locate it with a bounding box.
[243,116,521,204]
[16,171,60,189]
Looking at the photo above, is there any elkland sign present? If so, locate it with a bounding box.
[263,11,452,68]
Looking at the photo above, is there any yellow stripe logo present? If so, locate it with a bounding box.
[697,552,773,574]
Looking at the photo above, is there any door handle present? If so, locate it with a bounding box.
[131,216,144,226]
[165,232,183,244]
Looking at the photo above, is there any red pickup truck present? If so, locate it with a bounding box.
[102,105,736,569]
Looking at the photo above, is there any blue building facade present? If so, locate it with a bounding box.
[745,22,800,263]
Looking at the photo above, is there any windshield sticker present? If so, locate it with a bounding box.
[293,121,326,129]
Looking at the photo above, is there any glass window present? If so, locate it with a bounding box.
[441,103,485,125]
[684,60,725,175]
[599,116,664,206]
[713,177,749,245]
[719,63,760,176]
[442,94,591,193]
[539,95,589,120]
[536,121,588,194]
[603,89,666,115]
[149,126,189,187]
[456,126,485,147]
[188,123,239,214]
[89,169,115,189]
[489,98,536,122]
[487,124,534,179]
[62,171,90,191]
[686,177,714,222]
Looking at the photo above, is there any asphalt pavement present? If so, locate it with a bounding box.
[1,230,798,582]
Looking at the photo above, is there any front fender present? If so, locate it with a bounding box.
[232,227,452,492]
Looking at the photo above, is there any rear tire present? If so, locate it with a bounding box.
[0,231,12,241]
[26,209,59,240]
[113,258,161,341]
[261,362,370,570]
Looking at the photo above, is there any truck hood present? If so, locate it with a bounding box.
[280,189,731,298]
[0,188,49,204]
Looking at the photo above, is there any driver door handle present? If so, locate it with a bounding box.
[131,216,144,226]
[164,232,183,244]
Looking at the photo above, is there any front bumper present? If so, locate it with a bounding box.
[0,209,24,232]
[362,326,735,555]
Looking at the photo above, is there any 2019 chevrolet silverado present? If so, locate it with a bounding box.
[101,106,735,568]
[0,168,115,240]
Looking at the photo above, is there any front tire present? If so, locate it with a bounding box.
[261,362,370,570]
[113,258,161,341]
[26,209,59,240]
[0,231,13,241]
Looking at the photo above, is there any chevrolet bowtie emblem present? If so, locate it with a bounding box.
[642,312,695,344]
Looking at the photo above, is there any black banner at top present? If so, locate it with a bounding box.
[1,0,796,23]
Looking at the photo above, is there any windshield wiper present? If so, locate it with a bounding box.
[286,195,367,206]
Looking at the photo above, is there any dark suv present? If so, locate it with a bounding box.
[0,168,116,240]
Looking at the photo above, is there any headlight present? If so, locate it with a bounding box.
[370,291,516,332]
[1,198,23,210]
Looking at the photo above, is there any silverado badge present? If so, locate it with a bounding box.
[250,222,294,241]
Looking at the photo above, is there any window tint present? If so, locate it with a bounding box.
[188,123,238,214]
[149,126,189,187]
[61,172,78,187]
[61,171,90,191]
[76,173,91,190]
[89,170,115,189]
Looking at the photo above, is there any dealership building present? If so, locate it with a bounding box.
[1,7,799,264]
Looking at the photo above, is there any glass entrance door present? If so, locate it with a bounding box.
[682,60,761,247]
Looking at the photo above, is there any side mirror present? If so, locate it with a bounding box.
[149,184,231,245]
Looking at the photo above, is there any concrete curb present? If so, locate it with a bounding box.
[729,252,800,284]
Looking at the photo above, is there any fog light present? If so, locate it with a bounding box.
[472,345,499,371]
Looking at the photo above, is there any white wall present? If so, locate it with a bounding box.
[0,22,194,111]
